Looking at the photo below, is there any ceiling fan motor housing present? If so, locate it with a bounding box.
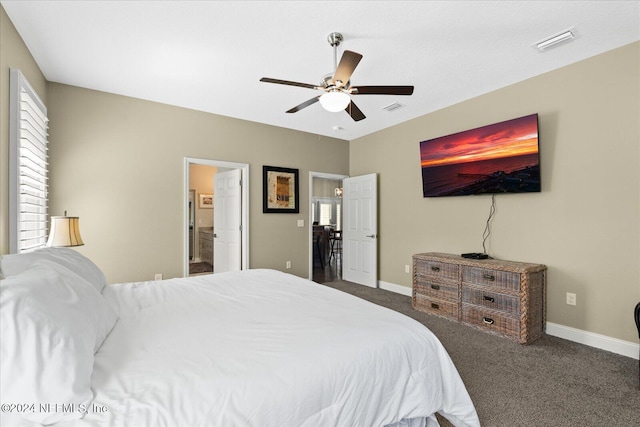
[327,32,343,47]
[322,73,350,91]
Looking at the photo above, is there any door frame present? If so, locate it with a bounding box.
[184,157,250,277]
[308,171,349,280]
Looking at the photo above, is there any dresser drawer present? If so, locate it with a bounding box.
[414,280,458,302]
[414,258,459,281]
[462,304,519,338]
[462,286,519,316]
[461,266,520,292]
[413,293,459,319]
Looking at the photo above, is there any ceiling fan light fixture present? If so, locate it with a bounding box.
[319,91,350,112]
[260,31,412,122]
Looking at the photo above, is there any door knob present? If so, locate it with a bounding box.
[366,234,377,238]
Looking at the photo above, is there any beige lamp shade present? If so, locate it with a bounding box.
[46,216,84,247]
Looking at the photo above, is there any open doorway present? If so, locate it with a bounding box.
[184,158,250,277]
[309,171,348,283]
[189,163,216,275]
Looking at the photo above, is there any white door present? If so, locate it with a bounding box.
[342,173,378,288]
[213,169,242,273]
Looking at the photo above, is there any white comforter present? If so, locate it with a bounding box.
[66,269,479,427]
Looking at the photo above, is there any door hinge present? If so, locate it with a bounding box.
[239,224,243,232]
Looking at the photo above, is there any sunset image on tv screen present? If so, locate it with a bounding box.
[420,114,540,197]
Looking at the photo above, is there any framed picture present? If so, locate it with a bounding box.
[199,193,213,208]
[263,165,299,213]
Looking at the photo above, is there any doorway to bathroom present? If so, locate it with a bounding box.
[184,158,249,277]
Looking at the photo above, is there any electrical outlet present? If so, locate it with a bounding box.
[566,292,576,306]
[405,265,411,274]
[286,261,291,269]
[155,273,163,281]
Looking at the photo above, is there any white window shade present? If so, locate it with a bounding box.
[319,203,331,225]
[9,69,49,253]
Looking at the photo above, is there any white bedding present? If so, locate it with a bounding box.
[2,265,479,426]
[79,269,477,427]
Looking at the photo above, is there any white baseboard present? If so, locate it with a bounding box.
[546,322,639,360]
[378,280,639,360]
[378,280,412,297]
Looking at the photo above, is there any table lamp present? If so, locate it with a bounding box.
[46,211,84,247]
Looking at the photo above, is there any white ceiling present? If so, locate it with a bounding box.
[3,1,639,141]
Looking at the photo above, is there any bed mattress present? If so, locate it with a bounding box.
[4,267,479,426]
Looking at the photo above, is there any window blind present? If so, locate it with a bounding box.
[9,69,49,253]
[319,203,332,225]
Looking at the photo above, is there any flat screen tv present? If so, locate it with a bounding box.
[420,113,540,197]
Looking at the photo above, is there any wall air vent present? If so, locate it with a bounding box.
[382,102,404,112]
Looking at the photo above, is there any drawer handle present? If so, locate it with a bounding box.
[483,273,495,281]
[431,266,440,272]
[431,303,440,310]
[431,284,440,290]
[482,317,495,325]
[483,295,495,303]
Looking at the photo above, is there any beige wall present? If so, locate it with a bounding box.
[189,163,216,261]
[350,42,640,343]
[0,6,47,255]
[190,164,216,229]
[46,83,349,284]
[313,178,342,198]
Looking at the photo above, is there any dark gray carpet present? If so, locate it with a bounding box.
[321,280,640,427]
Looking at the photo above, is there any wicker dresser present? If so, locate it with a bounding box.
[412,252,547,344]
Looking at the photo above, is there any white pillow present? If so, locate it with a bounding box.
[0,259,118,424]
[0,247,107,292]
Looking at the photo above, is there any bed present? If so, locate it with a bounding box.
[0,248,480,427]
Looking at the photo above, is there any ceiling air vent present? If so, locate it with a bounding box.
[382,102,404,112]
[534,28,576,52]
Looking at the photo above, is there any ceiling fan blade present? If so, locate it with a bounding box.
[332,50,363,88]
[286,96,321,113]
[345,100,366,122]
[350,85,414,95]
[260,77,320,90]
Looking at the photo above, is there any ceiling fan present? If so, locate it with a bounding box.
[260,32,414,122]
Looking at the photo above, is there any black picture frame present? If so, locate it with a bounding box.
[263,165,299,213]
